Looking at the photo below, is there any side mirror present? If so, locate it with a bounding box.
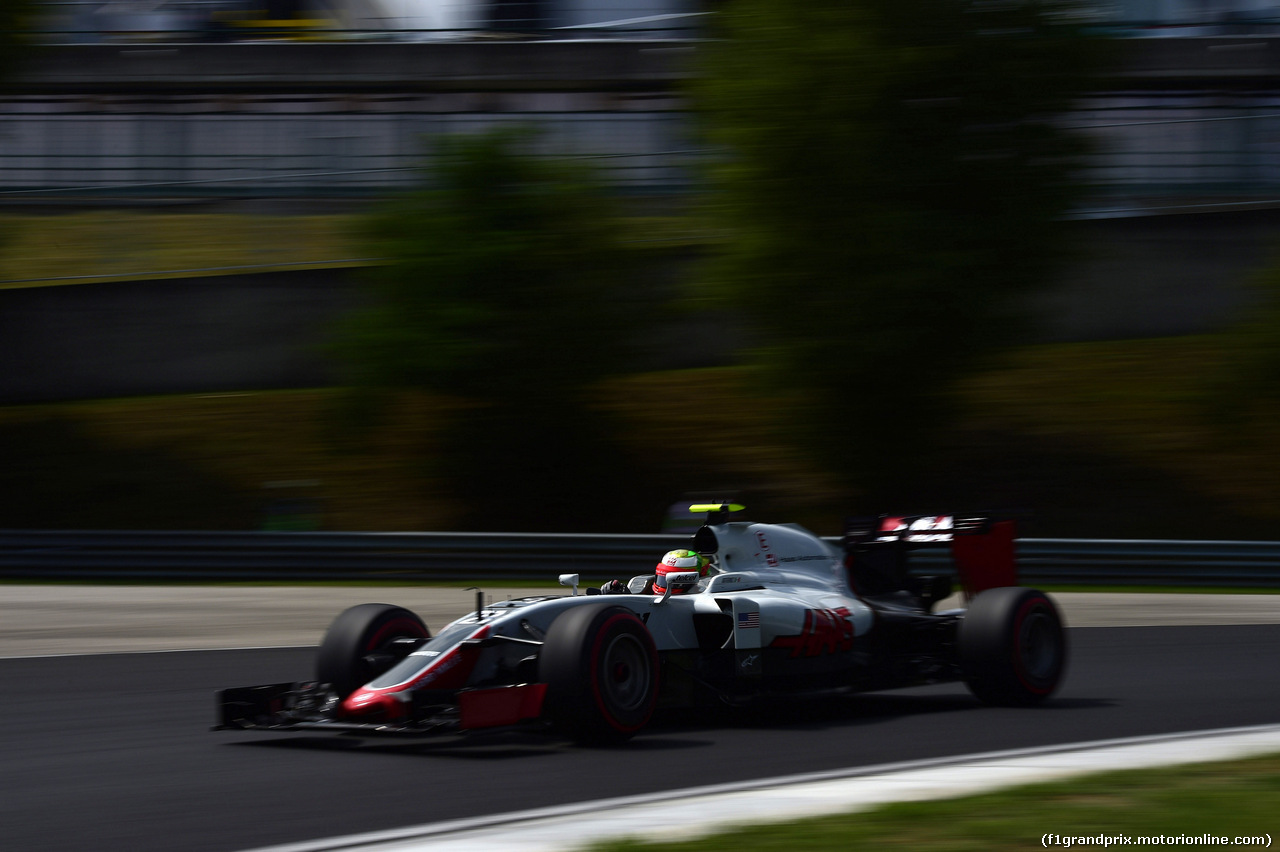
[559,573,580,596]
[627,575,653,595]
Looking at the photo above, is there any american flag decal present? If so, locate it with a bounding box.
[738,611,760,628]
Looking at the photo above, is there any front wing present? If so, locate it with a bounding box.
[214,681,548,736]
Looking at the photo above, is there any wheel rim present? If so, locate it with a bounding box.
[599,633,651,713]
[1016,607,1060,685]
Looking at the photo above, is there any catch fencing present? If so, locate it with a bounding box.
[0,530,1278,587]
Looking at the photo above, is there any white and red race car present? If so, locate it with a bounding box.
[216,505,1066,744]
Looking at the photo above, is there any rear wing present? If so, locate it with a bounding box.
[844,514,1020,600]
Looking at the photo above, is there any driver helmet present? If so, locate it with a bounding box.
[654,548,710,595]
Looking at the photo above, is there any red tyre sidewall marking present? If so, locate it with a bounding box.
[588,612,657,734]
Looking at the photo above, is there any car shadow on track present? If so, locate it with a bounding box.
[223,725,694,757]
[684,690,1107,729]
[222,691,1113,758]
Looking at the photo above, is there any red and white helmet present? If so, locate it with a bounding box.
[653,548,709,595]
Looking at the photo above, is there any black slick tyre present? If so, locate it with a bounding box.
[958,587,1066,706]
[539,603,659,745]
[315,603,430,699]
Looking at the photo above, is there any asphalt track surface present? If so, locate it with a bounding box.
[2,596,1279,852]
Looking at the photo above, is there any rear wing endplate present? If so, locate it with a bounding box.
[844,514,1020,599]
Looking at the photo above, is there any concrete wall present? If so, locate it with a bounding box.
[1036,208,1280,340]
[12,42,695,94]
[7,39,1280,203]
[0,42,695,197]
[5,208,1280,403]
[10,37,1276,95]
[0,269,357,402]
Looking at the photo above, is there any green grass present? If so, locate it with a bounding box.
[0,212,369,287]
[0,211,707,288]
[588,753,1280,852]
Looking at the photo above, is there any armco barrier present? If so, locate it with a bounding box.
[1,531,1279,586]
[1016,538,1280,587]
[0,530,690,582]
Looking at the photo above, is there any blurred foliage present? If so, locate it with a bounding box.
[692,0,1110,499]
[333,130,668,529]
[0,0,43,271]
[0,0,40,89]
[339,130,645,400]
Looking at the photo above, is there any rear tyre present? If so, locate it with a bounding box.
[315,603,429,699]
[539,603,659,745]
[959,587,1066,706]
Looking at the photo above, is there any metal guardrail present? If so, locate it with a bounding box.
[1,530,1279,586]
[0,530,690,582]
[1017,539,1280,587]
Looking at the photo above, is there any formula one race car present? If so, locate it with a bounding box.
[215,505,1066,744]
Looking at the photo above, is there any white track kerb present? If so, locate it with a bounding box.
[241,724,1280,852]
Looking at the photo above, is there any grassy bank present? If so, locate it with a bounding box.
[956,337,1280,529]
[3,213,1280,536]
[2,332,1280,537]
[0,211,368,287]
[0,210,704,288]
[587,752,1280,852]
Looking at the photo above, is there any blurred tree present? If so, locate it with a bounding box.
[693,0,1107,498]
[0,0,39,86]
[335,130,660,530]
[1,0,41,277]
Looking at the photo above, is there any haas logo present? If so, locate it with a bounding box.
[755,531,779,567]
[770,608,854,658]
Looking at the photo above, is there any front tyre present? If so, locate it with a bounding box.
[539,604,659,745]
[315,603,430,699]
[959,587,1066,706]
